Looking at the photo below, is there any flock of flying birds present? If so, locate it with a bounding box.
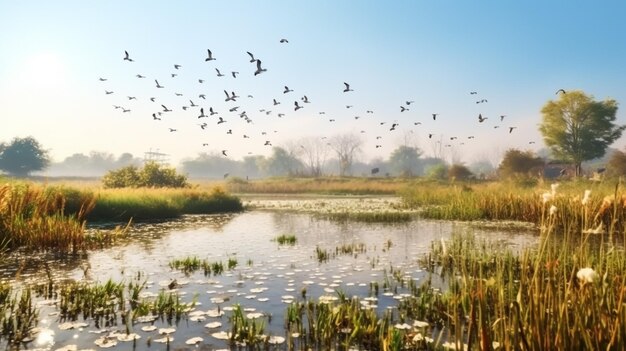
[99,39,549,159]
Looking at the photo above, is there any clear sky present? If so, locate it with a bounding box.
[2,1,626,166]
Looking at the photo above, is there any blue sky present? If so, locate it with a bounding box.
[1,1,626,165]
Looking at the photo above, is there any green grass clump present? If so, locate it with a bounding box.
[225,176,410,195]
[169,256,238,277]
[274,234,297,245]
[322,211,413,222]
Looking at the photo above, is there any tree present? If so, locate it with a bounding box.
[539,90,625,176]
[448,164,473,180]
[263,147,303,176]
[102,162,189,188]
[498,149,544,177]
[0,136,50,176]
[606,149,626,177]
[388,145,422,176]
[329,133,363,176]
[298,137,329,177]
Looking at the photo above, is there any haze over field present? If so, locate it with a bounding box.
[2,1,626,167]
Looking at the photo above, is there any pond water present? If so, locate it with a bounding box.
[2,201,539,350]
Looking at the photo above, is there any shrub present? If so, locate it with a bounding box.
[102,162,189,188]
[448,164,473,180]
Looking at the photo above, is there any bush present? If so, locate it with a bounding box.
[102,162,189,188]
[448,164,473,181]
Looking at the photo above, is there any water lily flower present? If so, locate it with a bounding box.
[549,205,557,216]
[582,189,591,205]
[576,267,599,284]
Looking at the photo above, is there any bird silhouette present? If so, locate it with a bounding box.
[171,73,178,78]
[366,110,373,114]
[155,80,164,88]
[122,108,131,113]
[232,71,239,78]
[169,128,177,132]
[432,113,438,120]
[470,91,477,95]
[198,108,207,118]
[127,96,137,100]
[428,134,434,139]
[294,101,303,111]
[198,79,204,83]
[209,107,217,115]
[222,150,228,156]
[500,115,506,121]
[509,127,517,133]
[246,51,256,62]
[162,105,172,112]
[215,68,225,77]
[478,114,487,123]
[105,90,113,95]
[189,100,197,107]
[136,74,146,78]
[150,97,156,102]
[98,77,107,81]
[400,106,408,112]
[406,100,415,105]
[152,113,161,120]
[254,60,267,75]
[556,89,566,95]
[224,90,236,102]
[229,106,240,112]
[280,38,289,43]
[273,99,280,105]
[174,64,182,69]
[217,117,226,124]
[302,95,310,103]
[284,86,293,93]
[123,50,133,62]
[343,82,353,92]
[175,92,183,96]
[199,94,206,99]
[205,49,216,61]
[264,140,272,146]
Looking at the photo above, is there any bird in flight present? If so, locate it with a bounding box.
[222,150,228,156]
[529,141,535,144]
[150,97,156,102]
[406,100,415,105]
[127,96,137,100]
[98,77,107,81]
[174,64,182,69]
[478,114,487,123]
[136,74,146,78]
[105,90,113,95]
[198,108,207,118]
[189,100,197,107]
[264,141,272,146]
[302,95,310,103]
[122,108,131,113]
[280,38,289,43]
[232,71,239,78]
[169,128,177,132]
[217,117,226,124]
[500,115,506,121]
[432,113,439,120]
[343,82,353,92]
[229,106,240,112]
[273,99,280,105]
[470,91,477,95]
[509,127,517,133]
[346,105,353,109]
[284,86,293,93]
[198,79,204,84]
[428,134,434,139]
[152,113,161,120]
[254,59,267,75]
[246,51,256,63]
[366,110,373,114]
[215,68,225,77]
[224,90,236,102]
[123,50,133,62]
[400,106,408,112]
[294,101,303,111]
[171,73,178,78]
[556,89,566,95]
[209,107,217,115]
[162,104,172,112]
[155,80,164,88]
[199,94,206,99]
[205,49,216,61]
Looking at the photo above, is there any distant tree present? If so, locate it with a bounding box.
[425,163,448,180]
[263,147,303,176]
[498,149,544,177]
[329,133,363,176]
[539,90,625,176]
[448,164,473,180]
[468,159,495,178]
[298,137,329,177]
[388,145,422,177]
[103,161,188,188]
[606,149,626,177]
[181,152,240,178]
[0,136,50,176]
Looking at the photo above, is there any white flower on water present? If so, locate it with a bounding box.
[576,267,599,284]
[582,189,592,206]
[549,205,557,216]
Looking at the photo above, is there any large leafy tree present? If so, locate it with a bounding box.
[0,136,50,177]
[539,90,625,176]
[388,145,422,176]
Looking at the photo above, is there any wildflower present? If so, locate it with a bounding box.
[581,189,591,206]
[549,205,557,216]
[542,192,553,203]
[551,183,560,196]
[576,267,599,284]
